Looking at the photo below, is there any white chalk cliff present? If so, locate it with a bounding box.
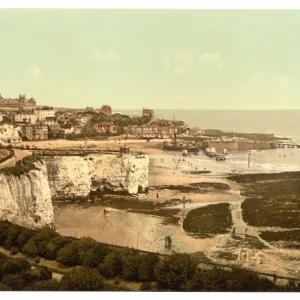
[0,153,149,228]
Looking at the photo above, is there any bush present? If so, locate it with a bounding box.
[43,236,71,260]
[57,241,81,266]
[154,253,197,290]
[4,225,22,249]
[140,282,151,291]
[101,251,123,278]
[138,254,159,282]
[10,247,19,255]
[23,267,52,284]
[16,228,34,249]
[32,279,62,291]
[1,274,26,290]
[121,255,140,281]
[60,266,103,291]
[0,282,12,291]
[22,239,39,257]
[81,244,109,268]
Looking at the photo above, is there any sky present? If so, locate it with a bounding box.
[0,9,300,110]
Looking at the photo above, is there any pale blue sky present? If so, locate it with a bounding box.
[0,9,299,109]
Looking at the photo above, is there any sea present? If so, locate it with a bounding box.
[119,109,300,174]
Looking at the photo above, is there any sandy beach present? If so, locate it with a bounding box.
[52,140,300,278]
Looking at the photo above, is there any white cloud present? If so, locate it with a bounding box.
[162,50,222,75]
[28,65,43,77]
[94,49,121,60]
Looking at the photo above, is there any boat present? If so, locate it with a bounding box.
[216,154,226,161]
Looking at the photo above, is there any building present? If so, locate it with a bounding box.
[95,122,117,134]
[24,125,48,140]
[0,94,36,109]
[99,105,112,115]
[34,107,57,121]
[15,113,37,124]
[44,116,58,126]
[142,108,154,118]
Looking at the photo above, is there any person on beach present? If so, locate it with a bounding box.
[156,192,159,198]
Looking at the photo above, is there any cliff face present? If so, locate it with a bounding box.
[45,154,149,199]
[0,153,149,228]
[0,160,53,228]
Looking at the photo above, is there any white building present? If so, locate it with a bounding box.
[15,113,37,124]
[34,108,57,121]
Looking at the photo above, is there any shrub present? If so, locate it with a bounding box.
[23,267,52,284]
[154,253,197,290]
[81,244,109,268]
[22,239,39,257]
[16,228,34,249]
[4,225,22,249]
[138,254,159,282]
[1,274,26,290]
[140,282,151,291]
[43,236,71,260]
[101,251,123,278]
[32,279,62,291]
[10,247,19,255]
[121,255,140,281]
[57,241,81,266]
[0,282,12,291]
[60,266,103,291]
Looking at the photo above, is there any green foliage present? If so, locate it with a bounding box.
[1,258,30,275]
[1,273,26,290]
[43,236,71,260]
[57,241,81,266]
[4,225,22,249]
[60,266,103,291]
[22,227,59,258]
[138,254,159,282]
[16,228,34,249]
[101,251,123,278]
[32,279,62,291]
[154,253,197,290]
[121,254,140,281]
[0,282,12,291]
[81,243,110,268]
[140,281,151,291]
[23,267,52,284]
[82,121,98,137]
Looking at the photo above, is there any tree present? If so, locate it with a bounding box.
[0,282,12,291]
[22,238,39,257]
[81,244,109,268]
[23,267,52,284]
[100,251,123,278]
[60,266,103,291]
[1,259,29,275]
[16,228,34,249]
[43,236,71,260]
[57,241,81,266]
[1,274,26,290]
[138,254,159,282]
[121,255,140,281]
[32,279,62,291]
[154,253,197,290]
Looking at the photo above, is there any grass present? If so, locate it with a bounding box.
[183,203,233,238]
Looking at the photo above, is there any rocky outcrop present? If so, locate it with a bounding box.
[0,160,53,228]
[0,153,149,228]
